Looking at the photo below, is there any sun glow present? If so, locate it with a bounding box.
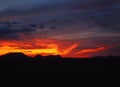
[0,39,108,57]
[0,44,59,56]
[0,39,78,57]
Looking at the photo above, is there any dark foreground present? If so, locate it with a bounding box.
[0,53,120,86]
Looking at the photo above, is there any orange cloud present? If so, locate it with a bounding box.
[0,39,78,57]
[60,44,78,55]
[76,47,107,54]
[0,39,110,58]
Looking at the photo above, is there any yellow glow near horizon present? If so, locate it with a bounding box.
[0,39,108,57]
[0,44,59,56]
[0,39,79,56]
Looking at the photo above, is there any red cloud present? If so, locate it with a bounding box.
[76,47,107,54]
[0,39,78,57]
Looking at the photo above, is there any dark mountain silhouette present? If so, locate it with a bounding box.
[0,52,32,61]
[34,55,62,61]
[44,55,62,60]
[34,54,43,59]
[33,55,44,63]
[1,52,28,57]
[0,52,120,85]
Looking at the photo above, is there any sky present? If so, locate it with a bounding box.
[0,0,120,57]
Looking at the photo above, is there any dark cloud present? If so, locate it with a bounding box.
[0,20,20,27]
[0,0,119,19]
[0,23,38,39]
[49,26,56,29]
[87,6,120,32]
[29,24,38,28]
[0,0,119,39]
[0,0,119,34]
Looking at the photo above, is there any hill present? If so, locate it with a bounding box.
[0,52,120,85]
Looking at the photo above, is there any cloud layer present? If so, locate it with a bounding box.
[0,0,120,57]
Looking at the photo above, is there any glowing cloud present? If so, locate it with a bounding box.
[76,47,107,54]
[0,39,78,57]
[0,39,118,58]
[60,44,78,55]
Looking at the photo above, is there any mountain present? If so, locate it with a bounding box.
[0,53,120,83]
[0,52,32,62]
[44,55,62,60]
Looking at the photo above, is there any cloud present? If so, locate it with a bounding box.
[0,0,119,34]
[88,6,120,32]
[0,21,39,39]
[75,47,107,54]
[0,0,119,18]
[0,0,120,57]
[60,44,78,55]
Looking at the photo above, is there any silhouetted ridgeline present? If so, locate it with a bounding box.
[0,52,120,84]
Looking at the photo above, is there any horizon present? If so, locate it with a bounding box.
[0,0,120,58]
[0,52,119,59]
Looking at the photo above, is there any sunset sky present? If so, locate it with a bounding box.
[0,0,120,57]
